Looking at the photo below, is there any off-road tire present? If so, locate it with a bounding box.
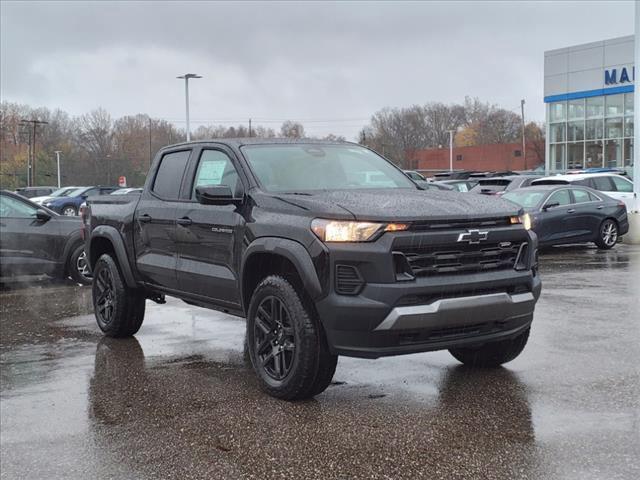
[68,244,92,285]
[246,275,338,400]
[92,253,146,337]
[594,218,618,250]
[449,327,530,367]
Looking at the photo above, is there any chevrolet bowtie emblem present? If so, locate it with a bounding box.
[457,229,488,244]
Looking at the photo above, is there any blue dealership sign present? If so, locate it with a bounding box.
[605,67,634,85]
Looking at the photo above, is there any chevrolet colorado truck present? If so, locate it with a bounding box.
[84,139,541,400]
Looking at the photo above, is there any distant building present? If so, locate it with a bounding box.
[407,142,543,172]
[544,36,633,173]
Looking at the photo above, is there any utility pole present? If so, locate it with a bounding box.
[148,117,153,166]
[521,99,527,170]
[19,119,48,186]
[177,73,202,142]
[54,151,62,187]
[448,130,455,172]
[248,118,252,137]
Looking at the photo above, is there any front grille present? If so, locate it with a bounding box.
[409,217,511,231]
[399,241,524,277]
[335,265,364,295]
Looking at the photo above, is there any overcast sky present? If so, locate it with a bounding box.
[0,0,634,140]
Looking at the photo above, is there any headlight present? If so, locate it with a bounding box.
[509,214,532,230]
[311,219,409,242]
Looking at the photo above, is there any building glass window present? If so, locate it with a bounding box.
[605,139,622,167]
[567,143,584,169]
[550,144,565,171]
[585,119,604,139]
[605,117,623,139]
[584,141,603,168]
[550,123,565,143]
[624,138,633,167]
[624,117,633,138]
[605,94,624,117]
[586,96,604,118]
[550,102,567,122]
[567,120,585,141]
[624,93,634,116]
[568,99,585,119]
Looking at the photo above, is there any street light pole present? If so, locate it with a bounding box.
[521,99,527,170]
[177,73,202,142]
[448,130,455,172]
[54,150,62,187]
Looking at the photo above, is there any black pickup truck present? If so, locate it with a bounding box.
[84,139,541,400]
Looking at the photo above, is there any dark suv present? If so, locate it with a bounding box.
[85,139,541,400]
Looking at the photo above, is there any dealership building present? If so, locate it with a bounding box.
[544,35,634,173]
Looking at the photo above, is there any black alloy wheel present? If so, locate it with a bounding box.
[94,266,116,327]
[253,295,296,380]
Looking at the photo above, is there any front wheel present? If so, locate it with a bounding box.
[594,219,618,250]
[449,328,530,368]
[246,275,338,400]
[92,254,146,337]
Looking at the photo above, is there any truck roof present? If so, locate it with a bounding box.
[166,137,354,149]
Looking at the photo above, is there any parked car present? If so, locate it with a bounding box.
[502,185,628,249]
[531,173,634,211]
[31,186,80,205]
[470,175,541,196]
[439,179,478,192]
[85,139,540,400]
[43,186,119,216]
[0,190,91,284]
[14,186,57,199]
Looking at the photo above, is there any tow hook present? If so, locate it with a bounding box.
[148,293,166,304]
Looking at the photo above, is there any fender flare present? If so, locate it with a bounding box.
[241,237,323,301]
[90,225,137,288]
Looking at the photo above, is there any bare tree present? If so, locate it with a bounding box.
[280,121,305,138]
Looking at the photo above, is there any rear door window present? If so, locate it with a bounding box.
[571,189,592,203]
[610,176,633,192]
[591,176,614,191]
[152,150,191,199]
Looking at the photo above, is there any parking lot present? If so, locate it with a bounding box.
[0,244,638,480]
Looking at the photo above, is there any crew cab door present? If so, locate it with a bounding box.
[134,149,192,289]
[0,193,64,276]
[174,147,246,307]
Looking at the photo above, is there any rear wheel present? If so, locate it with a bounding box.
[449,328,530,367]
[247,275,338,400]
[595,219,618,250]
[62,205,77,216]
[92,254,146,337]
[68,244,92,285]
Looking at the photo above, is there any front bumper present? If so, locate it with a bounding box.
[314,227,541,358]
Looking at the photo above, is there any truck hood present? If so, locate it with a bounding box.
[264,189,521,221]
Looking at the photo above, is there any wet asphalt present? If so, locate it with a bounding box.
[1,245,639,480]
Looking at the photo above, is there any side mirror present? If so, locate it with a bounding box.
[195,185,241,205]
[542,201,560,211]
[35,208,52,222]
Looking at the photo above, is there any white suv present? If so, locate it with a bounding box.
[531,173,634,210]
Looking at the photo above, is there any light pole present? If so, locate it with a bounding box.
[520,99,527,170]
[177,73,202,141]
[448,130,455,172]
[54,150,62,187]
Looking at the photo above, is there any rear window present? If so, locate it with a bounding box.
[591,176,614,191]
[152,150,191,199]
[611,176,633,192]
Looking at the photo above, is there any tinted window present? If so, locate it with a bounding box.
[547,189,571,206]
[572,189,592,203]
[152,150,191,199]
[192,150,240,197]
[591,176,614,191]
[0,195,38,218]
[610,176,633,192]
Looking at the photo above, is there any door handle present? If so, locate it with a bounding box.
[139,214,152,223]
[597,205,604,210]
[176,217,193,226]
[567,209,576,213]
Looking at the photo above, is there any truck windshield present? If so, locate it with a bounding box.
[241,144,415,192]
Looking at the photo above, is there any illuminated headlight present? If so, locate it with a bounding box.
[510,214,532,230]
[311,219,409,242]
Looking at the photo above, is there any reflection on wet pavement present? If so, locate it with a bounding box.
[1,245,639,479]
